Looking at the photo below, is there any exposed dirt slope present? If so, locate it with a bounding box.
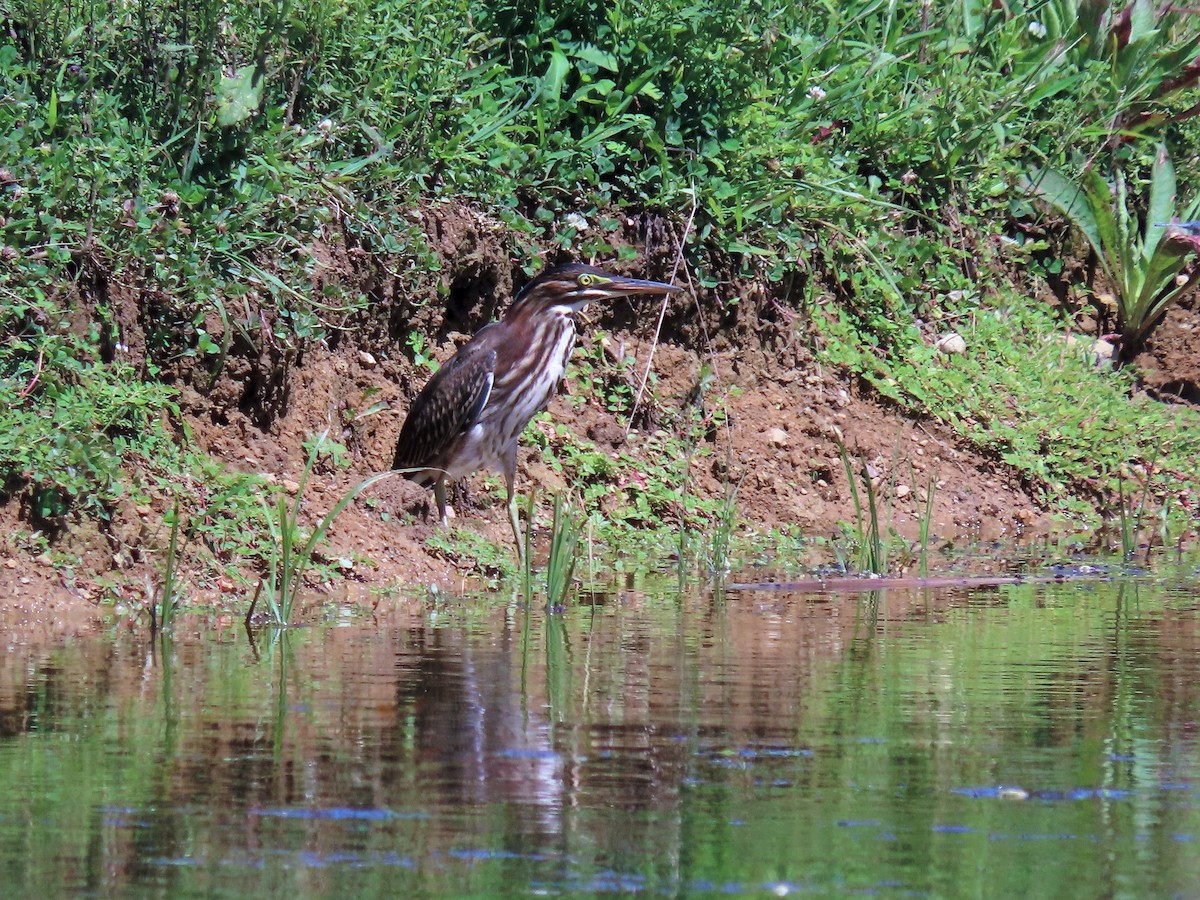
[5,202,1196,611]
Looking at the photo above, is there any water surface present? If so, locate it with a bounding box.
[3,578,1199,897]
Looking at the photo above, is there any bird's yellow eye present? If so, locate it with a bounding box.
[578,273,596,287]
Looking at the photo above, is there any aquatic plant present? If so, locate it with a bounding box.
[251,432,396,626]
[916,467,938,577]
[522,491,580,610]
[838,440,888,576]
[148,498,184,636]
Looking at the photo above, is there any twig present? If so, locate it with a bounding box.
[17,349,45,399]
[627,190,698,433]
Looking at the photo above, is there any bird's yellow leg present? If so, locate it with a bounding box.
[502,453,525,565]
[434,477,450,528]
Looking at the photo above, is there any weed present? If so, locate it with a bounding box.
[426,526,518,584]
[837,441,891,576]
[251,431,396,625]
[147,499,184,636]
[916,469,938,577]
[545,493,581,609]
[519,491,580,609]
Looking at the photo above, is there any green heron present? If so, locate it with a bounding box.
[393,262,683,547]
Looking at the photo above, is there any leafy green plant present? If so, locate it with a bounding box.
[1004,0,1200,140]
[1023,145,1200,362]
[251,431,395,625]
[916,468,938,576]
[545,493,580,608]
[837,441,888,576]
[148,499,185,636]
[426,525,519,583]
[520,491,580,609]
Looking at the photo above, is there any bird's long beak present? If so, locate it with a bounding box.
[571,275,683,311]
[598,275,685,298]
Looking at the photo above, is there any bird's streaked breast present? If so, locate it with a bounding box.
[486,311,576,448]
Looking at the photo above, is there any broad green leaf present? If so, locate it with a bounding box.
[1080,169,1119,268]
[1127,0,1156,44]
[216,65,263,127]
[570,44,618,72]
[1022,167,1104,260]
[542,50,570,105]
[1144,144,1176,261]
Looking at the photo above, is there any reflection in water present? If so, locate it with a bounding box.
[1,580,1200,895]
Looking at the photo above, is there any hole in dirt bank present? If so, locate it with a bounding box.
[442,268,500,334]
[1148,379,1200,406]
[238,370,290,429]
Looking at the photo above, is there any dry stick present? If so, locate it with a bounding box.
[627,191,699,435]
[17,349,44,399]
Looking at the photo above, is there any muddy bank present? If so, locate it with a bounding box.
[6,202,1197,612]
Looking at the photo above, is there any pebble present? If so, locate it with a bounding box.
[935,332,967,355]
[358,350,377,368]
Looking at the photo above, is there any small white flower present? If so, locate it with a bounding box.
[808,85,827,101]
[317,118,334,133]
[1028,20,1047,38]
[564,212,589,231]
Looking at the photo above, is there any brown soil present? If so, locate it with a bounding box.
[4,201,1196,614]
[1134,292,1200,405]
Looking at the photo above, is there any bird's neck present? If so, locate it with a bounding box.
[505,300,581,326]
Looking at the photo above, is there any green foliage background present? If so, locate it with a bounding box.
[2,0,1200,570]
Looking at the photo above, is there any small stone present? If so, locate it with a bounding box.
[765,427,789,448]
[1091,339,1115,361]
[358,350,377,368]
[282,479,301,493]
[895,484,911,499]
[34,552,52,567]
[3,558,16,569]
[935,332,966,355]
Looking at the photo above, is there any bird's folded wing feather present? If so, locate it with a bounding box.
[393,344,496,470]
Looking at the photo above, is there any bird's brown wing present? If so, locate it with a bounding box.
[392,342,496,474]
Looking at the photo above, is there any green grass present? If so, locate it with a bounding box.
[820,293,1200,534]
